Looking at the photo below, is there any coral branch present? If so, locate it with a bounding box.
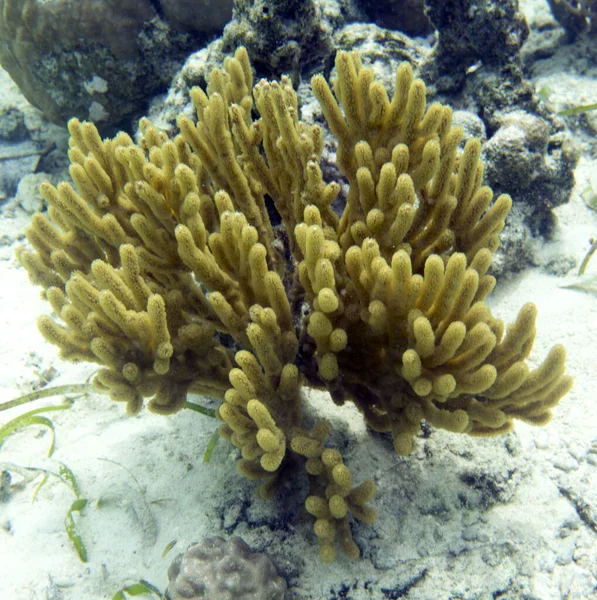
[16,47,572,562]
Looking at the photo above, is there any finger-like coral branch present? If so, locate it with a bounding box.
[17,47,571,563]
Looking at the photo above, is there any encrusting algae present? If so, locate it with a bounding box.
[16,47,573,563]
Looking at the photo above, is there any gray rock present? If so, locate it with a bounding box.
[357,0,432,36]
[0,0,234,128]
[0,105,27,141]
[15,172,49,214]
[0,142,38,200]
[423,0,529,92]
[0,67,68,206]
[222,0,334,81]
[161,0,233,32]
[483,110,578,238]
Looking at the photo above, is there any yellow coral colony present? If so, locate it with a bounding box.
[17,48,572,563]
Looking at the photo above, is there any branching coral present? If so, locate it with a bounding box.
[17,47,573,563]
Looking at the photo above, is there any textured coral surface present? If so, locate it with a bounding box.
[165,536,287,600]
[17,48,572,562]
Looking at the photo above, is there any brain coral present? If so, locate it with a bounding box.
[165,536,287,600]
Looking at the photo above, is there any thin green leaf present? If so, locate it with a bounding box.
[29,417,55,456]
[578,238,597,275]
[561,276,597,294]
[31,471,49,503]
[71,498,88,511]
[65,507,88,562]
[0,413,55,457]
[98,458,143,493]
[203,429,220,463]
[0,402,72,455]
[184,400,217,418]
[58,462,82,498]
[161,539,177,558]
[123,584,148,594]
[558,103,597,116]
[113,580,162,598]
[0,384,92,412]
[138,580,162,596]
[537,85,551,101]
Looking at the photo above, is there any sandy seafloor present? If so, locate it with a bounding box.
[1,2,597,599]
